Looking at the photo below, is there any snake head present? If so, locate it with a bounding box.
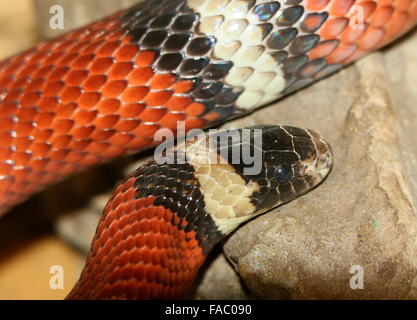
[183,124,332,235]
[241,124,333,213]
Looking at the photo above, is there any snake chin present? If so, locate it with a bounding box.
[316,147,333,180]
[303,130,333,187]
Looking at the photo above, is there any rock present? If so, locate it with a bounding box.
[55,194,108,253]
[188,248,253,300]
[219,30,417,299]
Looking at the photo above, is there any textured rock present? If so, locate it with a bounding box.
[220,31,417,299]
[189,249,253,300]
[29,1,417,299]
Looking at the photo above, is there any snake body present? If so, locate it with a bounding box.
[0,0,415,299]
[67,125,332,299]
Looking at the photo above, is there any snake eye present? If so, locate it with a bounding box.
[275,164,292,183]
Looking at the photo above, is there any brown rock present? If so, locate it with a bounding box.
[188,249,252,300]
[220,30,417,299]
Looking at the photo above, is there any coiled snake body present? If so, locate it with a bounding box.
[0,0,415,299]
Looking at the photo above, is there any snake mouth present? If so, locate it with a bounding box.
[307,129,333,183]
[315,141,333,180]
[291,129,333,190]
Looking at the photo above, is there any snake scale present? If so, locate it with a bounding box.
[0,0,415,299]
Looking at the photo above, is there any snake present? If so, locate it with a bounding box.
[0,0,415,299]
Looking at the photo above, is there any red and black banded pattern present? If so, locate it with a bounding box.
[0,0,222,213]
[67,125,332,299]
[0,0,416,214]
[67,151,226,299]
[67,188,207,299]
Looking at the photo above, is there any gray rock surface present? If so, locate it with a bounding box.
[33,0,417,299]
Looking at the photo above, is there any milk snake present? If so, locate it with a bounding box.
[0,0,414,299]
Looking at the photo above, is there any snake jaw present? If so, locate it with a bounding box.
[315,145,333,180]
[301,130,333,188]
